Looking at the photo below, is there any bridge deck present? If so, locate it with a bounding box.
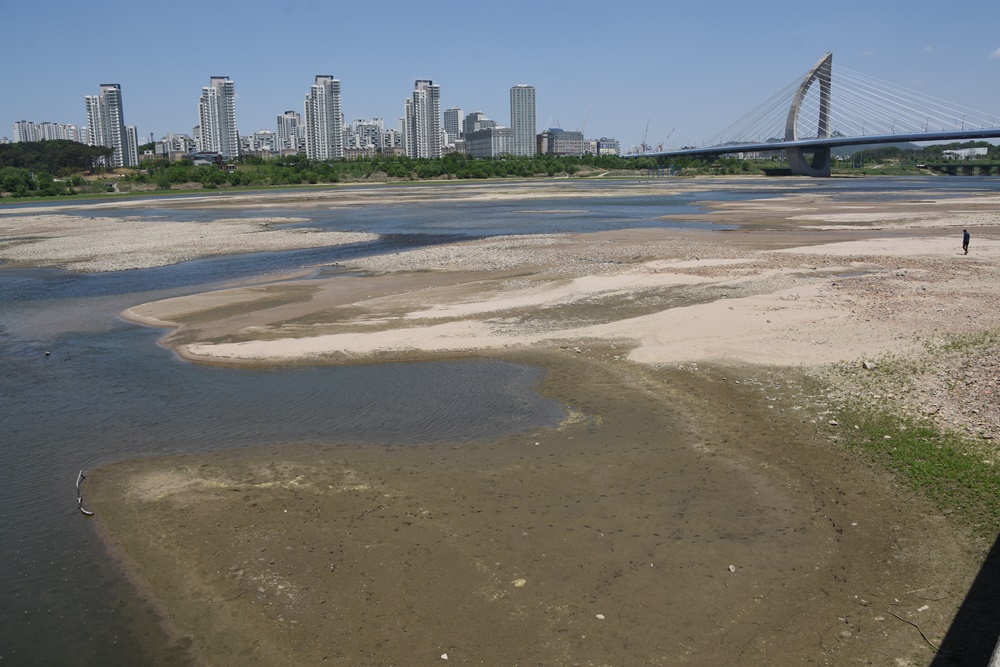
[633,128,1000,160]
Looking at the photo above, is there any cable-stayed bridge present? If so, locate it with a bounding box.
[630,53,1000,176]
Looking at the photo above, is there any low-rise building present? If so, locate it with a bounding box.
[943,147,988,160]
[537,128,584,156]
[464,127,514,158]
[184,151,225,166]
[596,137,620,156]
[154,133,198,160]
[241,130,280,157]
[463,111,496,136]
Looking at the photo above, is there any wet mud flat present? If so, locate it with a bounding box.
[88,349,974,666]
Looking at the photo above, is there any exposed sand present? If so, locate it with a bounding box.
[9,180,1000,665]
[0,214,378,271]
[128,229,1000,369]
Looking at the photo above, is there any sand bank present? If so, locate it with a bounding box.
[0,214,378,271]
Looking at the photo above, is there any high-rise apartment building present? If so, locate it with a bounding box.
[13,121,83,143]
[84,83,135,167]
[276,110,304,153]
[12,121,37,143]
[404,80,441,159]
[304,76,344,161]
[443,107,463,144]
[197,76,240,159]
[125,125,139,166]
[510,85,536,157]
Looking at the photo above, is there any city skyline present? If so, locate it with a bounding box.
[3,0,1000,150]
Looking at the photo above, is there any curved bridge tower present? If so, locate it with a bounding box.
[785,52,832,177]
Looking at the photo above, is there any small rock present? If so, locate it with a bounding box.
[862,360,877,370]
[596,614,605,620]
[441,654,448,660]
[828,420,839,426]
[512,579,527,588]
[918,605,929,612]
[728,565,736,573]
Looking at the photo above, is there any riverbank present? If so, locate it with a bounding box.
[7,180,999,665]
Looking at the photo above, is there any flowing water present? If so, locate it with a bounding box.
[2,177,998,664]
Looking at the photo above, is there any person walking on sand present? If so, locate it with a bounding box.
[963,229,970,255]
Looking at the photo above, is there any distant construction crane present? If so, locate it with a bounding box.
[580,107,593,134]
[656,128,675,152]
[641,119,650,154]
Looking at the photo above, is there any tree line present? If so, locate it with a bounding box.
[122,152,670,191]
[3,138,998,199]
[0,140,114,197]
[845,140,1000,164]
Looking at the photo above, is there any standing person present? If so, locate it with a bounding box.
[963,229,971,255]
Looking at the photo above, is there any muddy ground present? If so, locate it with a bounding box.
[89,350,979,666]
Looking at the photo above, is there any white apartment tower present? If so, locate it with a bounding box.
[304,76,343,161]
[404,80,441,159]
[12,121,36,143]
[510,84,536,157]
[198,76,240,159]
[85,83,135,167]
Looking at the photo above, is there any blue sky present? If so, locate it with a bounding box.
[3,0,999,149]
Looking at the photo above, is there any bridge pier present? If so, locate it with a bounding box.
[787,146,832,177]
[786,52,833,177]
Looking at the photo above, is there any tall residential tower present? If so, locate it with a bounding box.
[510,84,536,157]
[197,76,240,159]
[304,76,343,161]
[404,80,441,159]
[443,106,463,144]
[85,83,136,167]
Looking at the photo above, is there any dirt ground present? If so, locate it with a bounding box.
[16,180,994,666]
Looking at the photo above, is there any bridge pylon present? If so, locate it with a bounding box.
[785,52,833,177]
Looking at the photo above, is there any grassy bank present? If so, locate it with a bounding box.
[821,333,1000,538]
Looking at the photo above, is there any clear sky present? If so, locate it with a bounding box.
[3,0,999,150]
